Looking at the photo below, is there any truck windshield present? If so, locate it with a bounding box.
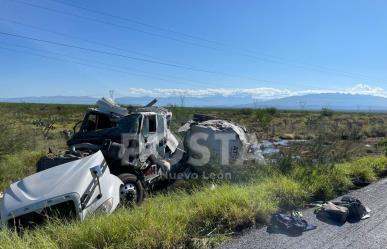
[117,114,141,134]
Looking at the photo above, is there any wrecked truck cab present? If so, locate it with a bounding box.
[68,109,142,146]
[43,98,181,205]
[68,98,178,162]
[1,151,123,229]
[68,110,178,168]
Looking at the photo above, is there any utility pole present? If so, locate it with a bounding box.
[299,101,306,111]
[179,92,186,107]
[109,90,115,100]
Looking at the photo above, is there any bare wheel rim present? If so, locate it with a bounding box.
[120,183,137,204]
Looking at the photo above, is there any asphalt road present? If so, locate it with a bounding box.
[220,177,387,249]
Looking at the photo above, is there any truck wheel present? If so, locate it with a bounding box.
[118,173,144,206]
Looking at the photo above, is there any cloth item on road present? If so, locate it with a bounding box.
[334,196,371,220]
[268,213,317,236]
[315,201,349,224]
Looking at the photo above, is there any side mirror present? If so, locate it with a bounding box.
[90,166,103,199]
[90,165,103,178]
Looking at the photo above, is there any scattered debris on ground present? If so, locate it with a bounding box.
[313,196,371,224]
[266,196,370,238]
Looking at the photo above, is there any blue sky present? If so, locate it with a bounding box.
[0,0,387,98]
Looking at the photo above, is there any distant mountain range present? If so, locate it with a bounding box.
[1,93,387,111]
[239,93,387,111]
[0,96,98,105]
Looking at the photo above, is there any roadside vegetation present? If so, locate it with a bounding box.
[0,103,386,248]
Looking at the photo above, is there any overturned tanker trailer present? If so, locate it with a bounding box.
[179,114,252,174]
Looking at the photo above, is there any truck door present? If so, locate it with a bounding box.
[140,114,158,161]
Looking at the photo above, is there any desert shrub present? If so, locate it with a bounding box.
[340,162,376,184]
[370,126,387,137]
[0,150,45,191]
[377,139,387,155]
[274,153,295,174]
[357,156,387,175]
[259,175,308,209]
[254,109,275,136]
[0,118,39,158]
[291,163,352,200]
[339,156,387,183]
[320,108,334,117]
[239,108,253,115]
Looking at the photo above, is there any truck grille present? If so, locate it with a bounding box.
[7,200,77,229]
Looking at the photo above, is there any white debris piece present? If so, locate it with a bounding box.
[96,97,128,116]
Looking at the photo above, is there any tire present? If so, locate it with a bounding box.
[118,173,144,205]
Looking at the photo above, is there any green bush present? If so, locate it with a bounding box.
[340,156,387,183]
[291,164,352,200]
[259,175,308,209]
[0,150,45,191]
[320,108,334,117]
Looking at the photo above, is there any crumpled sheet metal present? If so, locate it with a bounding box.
[179,120,249,144]
[179,119,250,165]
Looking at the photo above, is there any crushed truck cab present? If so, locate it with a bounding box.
[0,151,122,228]
[36,97,182,207]
[67,97,179,169]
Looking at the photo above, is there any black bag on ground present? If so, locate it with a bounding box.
[337,196,368,219]
[269,213,316,235]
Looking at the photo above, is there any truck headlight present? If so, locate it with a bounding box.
[95,198,114,213]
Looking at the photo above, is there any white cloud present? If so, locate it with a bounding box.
[127,84,387,100]
[347,84,386,96]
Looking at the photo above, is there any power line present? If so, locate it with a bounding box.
[22,42,214,87]
[36,0,385,83]
[9,0,221,51]
[0,32,275,84]
[0,36,272,87]
[0,17,188,64]
[3,13,359,82]
[0,43,209,87]
[47,0,221,46]
[0,17,292,86]
[0,31,219,74]
[4,0,383,83]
